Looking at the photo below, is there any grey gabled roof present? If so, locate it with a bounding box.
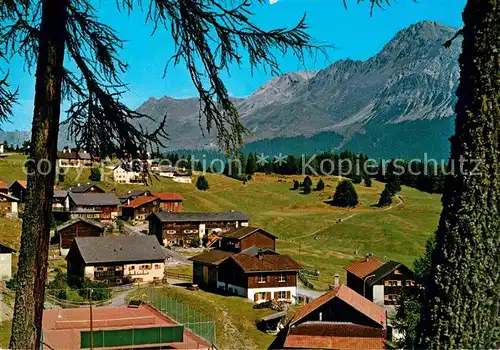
[68,183,104,193]
[118,190,149,200]
[54,190,69,199]
[150,211,249,223]
[55,218,106,233]
[71,235,166,264]
[68,192,120,206]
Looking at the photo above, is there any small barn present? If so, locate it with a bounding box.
[55,218,106,255]
[0,243,16,280]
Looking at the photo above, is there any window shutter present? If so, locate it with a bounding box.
[266,292,271,300]
[286,291,291,299]
[254,293,259,302]
[274,292,278,300]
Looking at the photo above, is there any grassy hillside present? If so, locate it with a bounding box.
[0,155,442,289]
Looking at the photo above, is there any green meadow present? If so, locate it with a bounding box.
[0,154,442,289]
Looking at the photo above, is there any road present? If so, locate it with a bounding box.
[297,285,325,300]
[163,247,192,265]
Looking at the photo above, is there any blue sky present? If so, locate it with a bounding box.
[6,0,466,131]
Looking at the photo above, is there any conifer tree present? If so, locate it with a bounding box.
[196,175,209,191]
[364,175,372,187]
[303,175,313,188]
[332,180,358,207]
[377,187,392,207]
[419,1,500,347]
[315,178,325,191]
[245,153,257,175]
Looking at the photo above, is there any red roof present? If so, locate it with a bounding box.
[344,256,384,279]
[122,195,157,208]
[0,180,9,190]
[151,192,184,202]
[290,285,386,329]
[284,323,385,349]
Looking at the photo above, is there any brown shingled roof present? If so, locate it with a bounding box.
[284,322,385,349]
[222,227,277,240]
[290,285,386,329]
[344,256,384,279]
[230,253,302,273]
[188,249,235,265]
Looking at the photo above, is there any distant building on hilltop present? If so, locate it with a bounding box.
[57,148,93,168]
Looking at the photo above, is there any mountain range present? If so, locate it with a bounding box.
[2,21,461,160]
[135,20,460,159]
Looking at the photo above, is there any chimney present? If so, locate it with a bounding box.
[257,249,264,260]
[334,273,339,288]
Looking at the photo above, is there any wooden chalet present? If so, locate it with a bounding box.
[271,285,387,350]
[7,180,27,203]
[122,196,160,221]
[189,226,300,304]
[65,192,120,221]
[55,218,105,254]
[150,192,184,212]
[218,250,301,304]
[148,211,249,247]
[66,235,166,285]
[345,256,415,306]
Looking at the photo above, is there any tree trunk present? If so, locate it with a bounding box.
[9,0,68,348]
[421,0,499,348]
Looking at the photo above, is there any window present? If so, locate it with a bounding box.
[276,291,287,299]
[154,264,161,270]
[257,275,266,283]
[406,280,415,287]
[278,274,286,283]
[96,267,104,271]
[397,280,402,286]
[129,265,135,270]
[394,269,400,275]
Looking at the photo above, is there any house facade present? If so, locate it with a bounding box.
[65,192,120,221]
[150,192,184,212]
[189,227,300,304]
[113,166,146,184]
[217,252,300,304]
[345,256,415,306]
[122,196,160,221]
[148,211,249,247]
[66,235,166,285]
[57,149,93,167]
[55,218,105,255]
[271,284,387,350]
[0,243,15,280]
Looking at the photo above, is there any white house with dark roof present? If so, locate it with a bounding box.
[66,235,167,285]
